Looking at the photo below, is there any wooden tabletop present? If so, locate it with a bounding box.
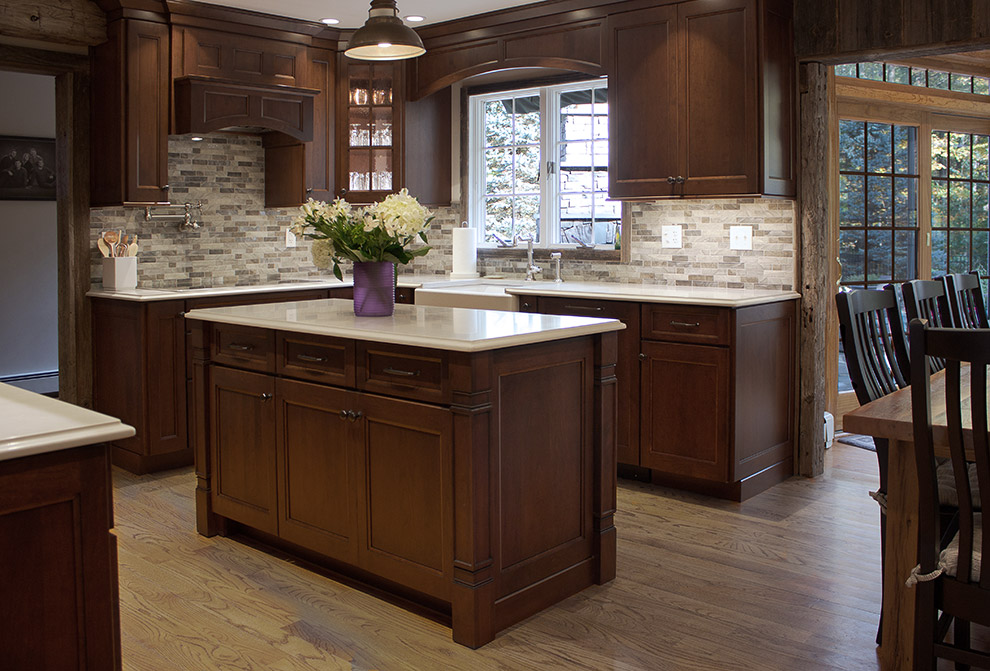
[844,364,989,447]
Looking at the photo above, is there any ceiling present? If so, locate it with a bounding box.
[191,0,542,28]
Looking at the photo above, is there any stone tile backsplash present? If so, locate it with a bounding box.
[91,134,796,291]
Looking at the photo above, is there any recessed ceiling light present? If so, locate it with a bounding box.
[405,15,425,22]
[320,17,339,25]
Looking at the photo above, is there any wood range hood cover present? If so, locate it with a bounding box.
[173,75,318,141]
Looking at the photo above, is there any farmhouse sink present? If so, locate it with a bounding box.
[414,281,525,311]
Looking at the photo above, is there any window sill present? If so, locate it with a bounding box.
[477,247,621,262]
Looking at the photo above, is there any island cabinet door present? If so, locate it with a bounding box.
[210,367,278,534]
[639,340,730,481]
[276,378,360,564]
[354,394,454,601]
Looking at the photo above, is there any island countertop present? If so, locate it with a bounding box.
[0,384,136,462]
[184,298,624,352]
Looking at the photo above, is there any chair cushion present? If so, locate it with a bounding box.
[937,459,981,509]
[941,513,983,582]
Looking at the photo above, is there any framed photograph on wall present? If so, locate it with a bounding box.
[0,135,56,201]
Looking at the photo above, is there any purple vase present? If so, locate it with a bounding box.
[352,261,395,317]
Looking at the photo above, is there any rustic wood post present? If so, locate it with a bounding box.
[798,62,829,477]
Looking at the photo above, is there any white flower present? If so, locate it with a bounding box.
[310,238,333,269]
[364,188,432,238]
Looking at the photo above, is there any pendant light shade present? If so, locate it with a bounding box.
[345,0,425,61]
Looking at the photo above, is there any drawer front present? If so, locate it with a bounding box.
[641,304,730,345]
[358,343,448,403]
[212,324,275,373]
[185,289,328,310]
[277,333,354,385]
[395,287,415,305]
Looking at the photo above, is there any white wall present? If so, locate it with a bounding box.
[0,71,57,391]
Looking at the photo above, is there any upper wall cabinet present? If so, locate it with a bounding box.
[171,26,306,87]
[607,0,795,199]
[335,57,450,207]
[91,18,171,206]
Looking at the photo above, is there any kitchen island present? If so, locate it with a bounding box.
[0,383,135,669]
[184,299,623,647]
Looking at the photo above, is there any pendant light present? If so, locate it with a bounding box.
[345,0,426,61]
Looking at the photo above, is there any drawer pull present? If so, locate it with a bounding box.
[296,353,328,363]
[383,366,420,377]
[564,305,604,313]
[670,320,701,328]
[228,343,255,352]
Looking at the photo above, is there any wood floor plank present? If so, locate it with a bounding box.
[112,444,958,670]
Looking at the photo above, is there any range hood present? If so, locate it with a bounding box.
[173,76,318,141]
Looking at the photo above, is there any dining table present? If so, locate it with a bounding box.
[843,364,989,670]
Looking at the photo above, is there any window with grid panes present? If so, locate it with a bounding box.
[930,130,990,295]
[838,120,920,288]
[835,62,990,96]
[469,80,617,248]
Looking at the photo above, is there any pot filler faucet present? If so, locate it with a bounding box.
[515,234,542,281]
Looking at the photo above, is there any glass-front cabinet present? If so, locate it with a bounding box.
[337,59,403,202]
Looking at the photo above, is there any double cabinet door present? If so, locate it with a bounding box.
[210,367,453,598]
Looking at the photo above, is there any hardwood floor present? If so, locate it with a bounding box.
[114,445,891,670]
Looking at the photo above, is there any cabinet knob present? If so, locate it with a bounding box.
[666,176,676,185]
[162,184,170,191]
[675,176,685,184]
[349,410,363,422]
[260,393,273,401]
[339,188,348,195]
[306,188,313,194]
[639,353,647,361]
[339,410,349,420]
[522,302,531,310]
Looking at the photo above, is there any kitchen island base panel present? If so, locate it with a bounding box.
[111,444,192,475]
[190,313,618,647]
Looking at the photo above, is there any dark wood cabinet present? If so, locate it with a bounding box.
[91,17,171,206]
[92,298,188,474]
[92,288,334,475]
[640,300,796,500]
[606,0,794,199]
[210,366,278,534]
[335,57,451,206]
[0,445,121,671]
[263,47,335,207]
[640,339,730,480]
[534,296,641,467]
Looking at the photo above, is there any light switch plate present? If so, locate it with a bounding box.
[285,227,297,248]
[661,225,682,249]
[729,225,753,250]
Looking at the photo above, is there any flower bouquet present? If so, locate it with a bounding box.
[291,189,433,316]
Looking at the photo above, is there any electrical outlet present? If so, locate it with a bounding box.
[729,225,752,251]
[285,227,297,248]
[661,225,682,249]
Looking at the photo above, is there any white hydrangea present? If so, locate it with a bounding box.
[365,188,432,237]
[310,238,333,269]
[292,198,353,236]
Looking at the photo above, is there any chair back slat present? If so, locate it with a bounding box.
[910,322,990,588]
[836,289,908,406]
[943,271,990,329]
[903,280,949,372]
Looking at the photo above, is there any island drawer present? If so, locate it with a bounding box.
[277,333,355,385]
[212,324,275,372]
[357,343,448,403]
[641,304,730,345]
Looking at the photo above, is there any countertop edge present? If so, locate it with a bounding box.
[504,287,802,307]
[185,306,625,353]
[1,422,136,462]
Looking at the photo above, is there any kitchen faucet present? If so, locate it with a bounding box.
[516,234,541,281]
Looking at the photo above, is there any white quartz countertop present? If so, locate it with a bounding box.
[504,282,800,307]
[0,384,135,462]
[185,299,625,352]
[87,279,353,302]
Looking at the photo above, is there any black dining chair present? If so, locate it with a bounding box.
[907,320,989,671]
[943,271,990,330]
[835,287,909,644]
[902,279,952,373]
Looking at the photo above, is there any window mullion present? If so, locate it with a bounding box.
[541,88,554,246]
[918,114,933,279]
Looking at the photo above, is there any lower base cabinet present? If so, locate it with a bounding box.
[211,367,453,598]
[0,445,121,671]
